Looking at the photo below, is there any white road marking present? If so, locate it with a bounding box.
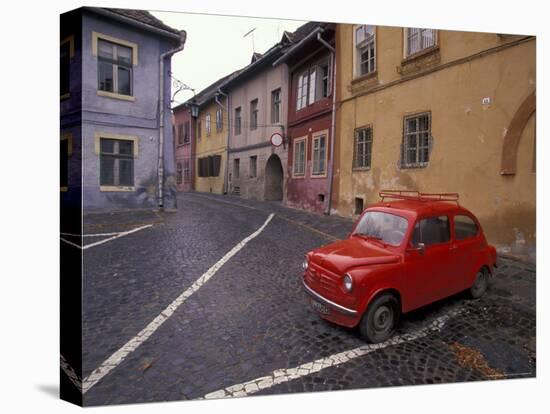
[61,231,123,237]
[203,307,466,399]
[82,224,153,250]
[60,354,82,392]
[81,213,275,394]
[60,224,153,250]
[60,237,82,249]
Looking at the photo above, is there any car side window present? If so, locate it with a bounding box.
[454,215,478,240]
[411,216,450,246]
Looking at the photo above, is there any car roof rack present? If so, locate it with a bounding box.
[379,190,460,205]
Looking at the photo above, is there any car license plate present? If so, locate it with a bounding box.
[311,299,330,315]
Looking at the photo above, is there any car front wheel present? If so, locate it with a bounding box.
[359,293,400,343]
[469,268,489,299]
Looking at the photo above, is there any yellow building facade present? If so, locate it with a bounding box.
[333,25,536,259]
[194,97,228,194]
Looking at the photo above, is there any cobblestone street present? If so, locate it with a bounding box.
[70,192,536,406]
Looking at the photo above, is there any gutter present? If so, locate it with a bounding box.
[316,32,337,216]
[85,7,182,42]
[158,30,187,208]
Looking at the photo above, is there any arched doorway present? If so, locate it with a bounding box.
[265,154,284,201]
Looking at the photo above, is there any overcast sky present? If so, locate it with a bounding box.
[150,10,306,106]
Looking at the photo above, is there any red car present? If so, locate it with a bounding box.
[303,191,497,343]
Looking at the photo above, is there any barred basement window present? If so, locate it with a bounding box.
[405,28,437,57]
[402,112,431,168]
[235,107,242,135]
[98,39,133,96]
[176,162,183,184]
[353,126,373,169]
[100,138,134,186]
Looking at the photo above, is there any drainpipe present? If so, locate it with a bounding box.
[317,32,337,215]
[158,31,187,209]
[217,88,231,194]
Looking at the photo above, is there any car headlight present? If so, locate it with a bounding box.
[343,273,353,292]
[302,257,309,271]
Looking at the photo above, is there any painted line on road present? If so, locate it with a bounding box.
[61,231,123,237]
[60,224,153,250]
[60,354,82,392]
[190,193,339,241]
[203,306,466,399]
[60,237,82,249]
[81,213,275,394]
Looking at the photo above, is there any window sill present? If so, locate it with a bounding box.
[100,185,135,192]
[97,90,136,102]
[291,173,306,179]
[352,167,371,172]
[351,70,378,85]
[398,47,440,76]
[399,163,429,170]
[311,173,328,179]
[60,93,70,101]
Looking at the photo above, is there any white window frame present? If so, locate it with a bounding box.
[292,136,307,178]
[296,72,309,110]
[311,131,328,177]
[354,25,376,77]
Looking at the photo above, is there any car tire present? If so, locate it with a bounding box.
[359,293,400,343]
[469,268,489,299]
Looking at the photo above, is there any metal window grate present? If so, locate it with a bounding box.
[402,113,430,168]
[353,127,373,169]
[406,28,436,56]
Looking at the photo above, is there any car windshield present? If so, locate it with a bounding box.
[353,211,409,246]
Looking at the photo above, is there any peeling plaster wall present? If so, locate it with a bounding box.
[80,11,178,212]
[334,25,536,260]
[227,62,289,201]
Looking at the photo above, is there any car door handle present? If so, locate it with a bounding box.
[450,245,458,250]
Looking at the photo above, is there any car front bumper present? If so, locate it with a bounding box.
[302,279,358,316]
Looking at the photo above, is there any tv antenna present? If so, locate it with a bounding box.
[243,27,256,53]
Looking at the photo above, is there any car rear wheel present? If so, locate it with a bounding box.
[469,268,489,299]
[359,293,400,343]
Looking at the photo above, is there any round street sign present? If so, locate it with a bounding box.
[270,132,283,147]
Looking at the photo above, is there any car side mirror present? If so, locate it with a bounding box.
[407,242,425,255]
